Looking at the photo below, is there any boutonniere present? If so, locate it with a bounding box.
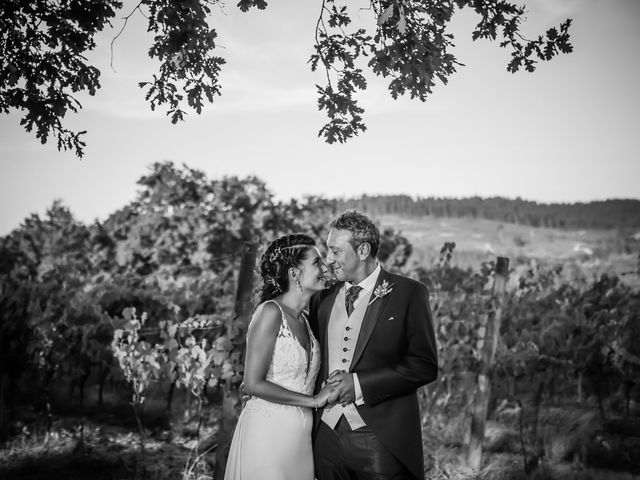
[368,280,394,306]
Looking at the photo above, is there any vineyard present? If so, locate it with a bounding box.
[1,162,639,480]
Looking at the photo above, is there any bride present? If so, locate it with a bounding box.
[224,233,338,480]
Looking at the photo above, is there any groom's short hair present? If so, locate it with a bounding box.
[329,210,380,258]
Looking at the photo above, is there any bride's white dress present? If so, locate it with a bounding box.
[224,300,321,480]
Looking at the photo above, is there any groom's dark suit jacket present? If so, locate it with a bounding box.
[309,267,438,480]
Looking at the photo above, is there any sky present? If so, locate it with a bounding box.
[1,0,639,235]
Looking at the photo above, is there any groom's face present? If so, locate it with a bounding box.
[326,228,361,283]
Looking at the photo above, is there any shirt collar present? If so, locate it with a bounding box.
[345,263,381,292]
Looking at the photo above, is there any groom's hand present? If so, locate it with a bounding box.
[326,370,355,406]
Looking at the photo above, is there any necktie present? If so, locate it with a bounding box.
[345,285,363,317]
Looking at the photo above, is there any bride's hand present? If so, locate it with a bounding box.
[314,384,337,408]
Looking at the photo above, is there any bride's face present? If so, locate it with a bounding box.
[297,247,327,292]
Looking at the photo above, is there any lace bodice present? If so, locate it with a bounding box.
[248,300,320,397]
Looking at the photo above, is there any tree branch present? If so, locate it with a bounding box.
[315,0,333,87]
[110,1,145,73]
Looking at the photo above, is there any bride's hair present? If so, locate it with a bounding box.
[258,233,316,304]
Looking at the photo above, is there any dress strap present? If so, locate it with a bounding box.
[262,299,285,318]
[260,299,289,337]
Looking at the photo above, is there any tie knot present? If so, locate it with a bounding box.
[345,285,363,316]
[347,285,362,298]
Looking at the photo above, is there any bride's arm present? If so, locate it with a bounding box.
[243,302,331,408]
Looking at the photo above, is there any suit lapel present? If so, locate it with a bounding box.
[351,269,393,370]
[319,282,342,380]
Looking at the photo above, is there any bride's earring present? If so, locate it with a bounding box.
[296,279,303,292]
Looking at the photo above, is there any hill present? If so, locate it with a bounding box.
[376,214,639,287]
[338,195,640,230]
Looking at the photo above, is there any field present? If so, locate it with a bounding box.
[380,214,639,287]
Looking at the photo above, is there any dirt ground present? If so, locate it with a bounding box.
[2,391,639,480]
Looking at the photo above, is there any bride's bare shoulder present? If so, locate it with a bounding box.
[248,300,283,334]
[255,300,282,318]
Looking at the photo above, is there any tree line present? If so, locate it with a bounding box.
[339,195,640,230]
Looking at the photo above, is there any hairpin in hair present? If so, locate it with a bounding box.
[267,276,282,293]
[268,244,310,265]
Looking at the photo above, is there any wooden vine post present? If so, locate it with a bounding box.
[467,256,510,471]
[215,240,257,478]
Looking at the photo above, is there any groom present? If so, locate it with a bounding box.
[309,210,438,480]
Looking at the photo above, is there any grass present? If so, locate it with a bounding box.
[2,395,639,480]
[0,389,218,480]
[420,394,640,480]
[0,413,190,480]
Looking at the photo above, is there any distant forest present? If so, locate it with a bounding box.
[338,195,640,230]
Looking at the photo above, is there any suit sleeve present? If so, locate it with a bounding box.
[357,281,438,406]
[308,290,321,340]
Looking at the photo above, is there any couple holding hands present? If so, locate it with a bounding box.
[224,210,438,480]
